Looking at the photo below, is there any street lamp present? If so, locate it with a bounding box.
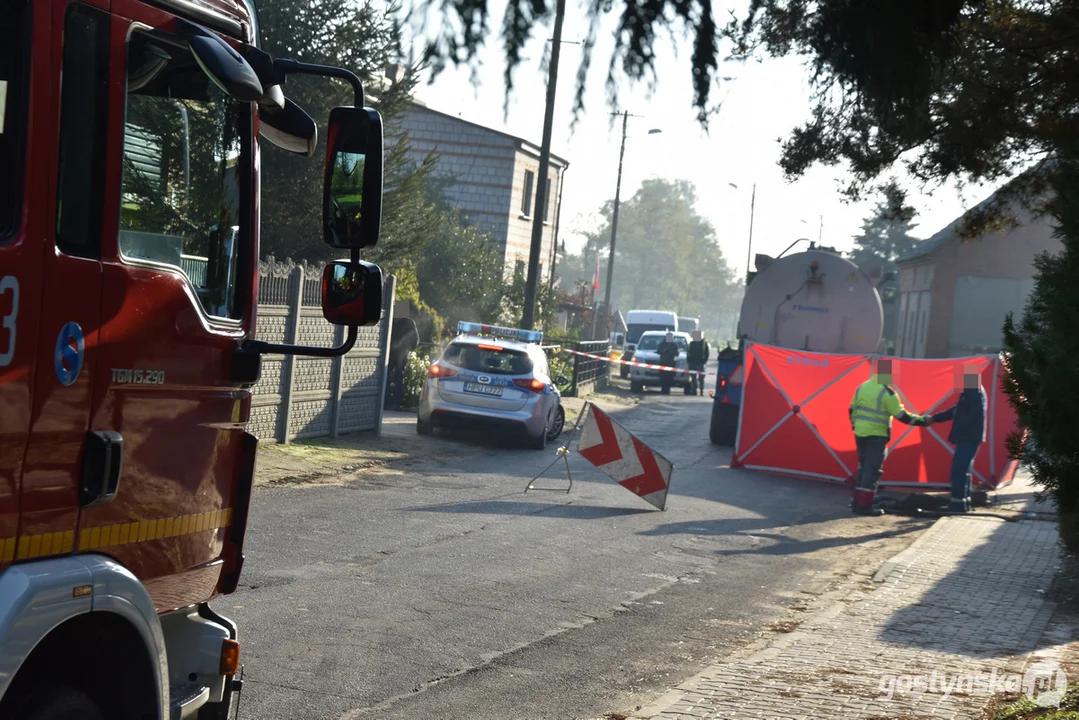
[597,113,661,338]
[729,182,756,284]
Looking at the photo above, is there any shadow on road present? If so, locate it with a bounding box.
[410,499,653,520]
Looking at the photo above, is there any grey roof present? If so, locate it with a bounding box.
[405,103,570,168]
[897,192,998,264]
[897,160,1054,265]
[897,220,958,264]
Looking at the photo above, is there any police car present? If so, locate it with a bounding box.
[417,322,567,449]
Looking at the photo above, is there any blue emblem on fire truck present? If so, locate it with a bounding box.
[54,322,85,386]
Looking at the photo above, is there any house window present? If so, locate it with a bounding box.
[521,170,534,217]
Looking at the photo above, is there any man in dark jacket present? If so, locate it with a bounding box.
[687,330,710,396]
[655,332,680,395]
[388,317,419,409]
[927,365,988,512]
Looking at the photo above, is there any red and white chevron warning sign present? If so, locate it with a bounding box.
[577,405,674,510]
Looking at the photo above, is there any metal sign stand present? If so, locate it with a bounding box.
[524,402,591,495]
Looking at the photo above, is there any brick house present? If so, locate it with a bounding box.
[396,100,569,282]
[894,193,1061,358]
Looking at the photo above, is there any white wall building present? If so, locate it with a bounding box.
[397,101,569,282]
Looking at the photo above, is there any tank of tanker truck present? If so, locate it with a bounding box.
[737,249,884,354]
[709,247,884,446]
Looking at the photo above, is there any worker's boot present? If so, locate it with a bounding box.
[851,487,884,516]
[947,497,968,513]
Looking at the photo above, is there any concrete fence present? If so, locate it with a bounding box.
[248,256,397,444]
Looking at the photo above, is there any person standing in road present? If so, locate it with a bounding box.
[926,364,988,513]
[687,330,710,396]
[656,332,680,395]
[849,358,928,516]
[388,316,419,410]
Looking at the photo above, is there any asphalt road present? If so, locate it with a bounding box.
[226,385,931,720]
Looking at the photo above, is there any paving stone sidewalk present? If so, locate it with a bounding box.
[631,511,1073,720]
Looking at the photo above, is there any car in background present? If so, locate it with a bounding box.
[620,310,679,378]
[417,322,567,449]
[630,331,693,394]
[677,316,700,334]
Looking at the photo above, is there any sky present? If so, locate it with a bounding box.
[400,0,999,277]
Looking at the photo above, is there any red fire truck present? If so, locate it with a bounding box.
[0,1,386,717]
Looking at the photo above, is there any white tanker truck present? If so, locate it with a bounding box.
[709,243,886,445]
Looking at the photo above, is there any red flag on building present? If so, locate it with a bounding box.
[592,258,601,292]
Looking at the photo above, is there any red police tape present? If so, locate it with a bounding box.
[730,342,1021,490]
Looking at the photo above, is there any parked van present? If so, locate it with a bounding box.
[678,316,700,333]
[620,310,679,378]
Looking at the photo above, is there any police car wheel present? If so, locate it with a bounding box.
[529,419,549,450]
[417,418,433,435]
[546,406,565,441]
[631,381,643,393]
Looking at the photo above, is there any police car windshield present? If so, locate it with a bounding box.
[442,342,534,375]
[637,335,688,351]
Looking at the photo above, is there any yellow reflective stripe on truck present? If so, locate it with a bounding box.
[0,508,234,563]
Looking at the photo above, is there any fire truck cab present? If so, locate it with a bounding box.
[0,1,385,717]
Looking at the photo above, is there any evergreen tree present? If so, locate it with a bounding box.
[1001,152,1079,552]
[847,182,922,274]
[411,204,506,329]
[255,0,442,266]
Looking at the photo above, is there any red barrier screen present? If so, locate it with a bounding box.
[731,343,1020,490]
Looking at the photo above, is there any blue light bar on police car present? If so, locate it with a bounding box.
[457,321,543,344]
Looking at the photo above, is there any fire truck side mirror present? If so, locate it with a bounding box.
[259,97,318,157]
[323,107,383,249]
[321,260,383,327]
[178,19,263,102]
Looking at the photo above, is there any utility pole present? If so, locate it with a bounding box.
[601,110,631,331]
[520,0,566,330]
[744,183,756,285]
[547,167,567,292]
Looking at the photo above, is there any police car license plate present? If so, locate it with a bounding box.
[464,382,503,397]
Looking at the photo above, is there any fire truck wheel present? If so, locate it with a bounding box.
[14,686,104,720]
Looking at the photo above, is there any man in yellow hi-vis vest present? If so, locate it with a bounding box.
[850,358,927,516]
